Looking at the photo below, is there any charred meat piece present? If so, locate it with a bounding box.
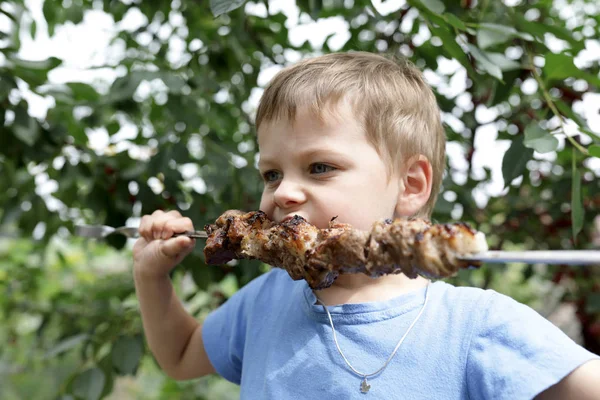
[204,211,488,290]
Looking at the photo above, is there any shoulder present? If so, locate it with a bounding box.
[202,268,298,341]
[457,283,600,400]
[429,281,494,315]
[432,281,533,317]
[432,280,488,298]
[427,281,558,346]
[220,267,299,311]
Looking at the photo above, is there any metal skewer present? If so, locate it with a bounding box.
[74,225,207,239]
[74,225,599,265]
[459,250,600,265]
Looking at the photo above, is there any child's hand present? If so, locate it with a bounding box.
[133,210,196,279]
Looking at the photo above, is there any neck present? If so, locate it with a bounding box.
[314,273,430,306]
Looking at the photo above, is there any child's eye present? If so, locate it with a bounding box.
[310,163,336,174]
[262,170,282,183]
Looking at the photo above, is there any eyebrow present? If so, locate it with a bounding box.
[258,148,348,169]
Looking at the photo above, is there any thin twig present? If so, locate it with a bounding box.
[526,53,589,155]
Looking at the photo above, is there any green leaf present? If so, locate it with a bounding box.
[13,120,39,146]
[108,74,145,102]
[13,106,40,146]
[513,18,546,41]
[96,355,116,398]
[420,0,445,14]
[30,20,37,39]
[465,44,503,80]
[0,73,17,102]
[0,8,17,22]
[67,82,101,102]
[589,145,600,158]
[296,0,321,19]
[491,70,520,105]
[513,15,581,50]
[42,0,57,31]
[12,56,62,71]
[571,167,584,240]
[65,6,84,24]
[581,71,600,87]
[106,121,120,135]
[524,124,559,153]
[543,53,580,81]
[210,0,247,16]
[307,0,323,20]
[44,334,89,358]
[429,25,473,75]
[476,23,516,49]
[502,136,534,186]
[444,14,466,30]
[485,53,521,71]
[161,73,186,93]
[111,336,143,375]
[72,368,105,400]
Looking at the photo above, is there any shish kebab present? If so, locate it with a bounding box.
[75,210,600,290]
[199,210,600,290]
[203,210,475,290]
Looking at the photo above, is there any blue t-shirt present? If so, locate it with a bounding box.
[202,269,598,399]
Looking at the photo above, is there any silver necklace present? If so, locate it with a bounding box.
[315,283,430,394]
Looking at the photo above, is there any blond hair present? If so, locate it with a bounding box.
[255,51,445,218]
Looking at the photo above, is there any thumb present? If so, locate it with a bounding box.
[155,236,196,268]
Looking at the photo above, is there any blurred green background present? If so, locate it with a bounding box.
[1,0,599,398]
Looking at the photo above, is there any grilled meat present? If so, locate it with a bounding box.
[204,210,488,290]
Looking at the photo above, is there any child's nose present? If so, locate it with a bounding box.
[273,179,306,209]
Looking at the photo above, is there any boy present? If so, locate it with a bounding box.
[133,52,600,399]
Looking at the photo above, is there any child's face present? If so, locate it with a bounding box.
[257,103,403,231]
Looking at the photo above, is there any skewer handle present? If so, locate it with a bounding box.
[174,230,208,239]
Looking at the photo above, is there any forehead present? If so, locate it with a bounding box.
[257,102,365,148]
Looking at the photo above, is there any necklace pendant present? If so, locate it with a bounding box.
[360,377,371,394]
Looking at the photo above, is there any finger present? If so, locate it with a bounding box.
[132,236,149,260]
[143,210,165,240]
[159,235,195,259]
[139,215,154,241]
[160,211,185,239]
[163,217,194,239]
[149,211,178,240]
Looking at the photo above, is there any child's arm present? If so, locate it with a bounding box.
[133,210,216,380]
[536,359,600,400]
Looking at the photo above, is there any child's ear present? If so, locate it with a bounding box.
[395,155,433,217]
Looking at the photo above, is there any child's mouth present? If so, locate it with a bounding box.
[281,215,307,224]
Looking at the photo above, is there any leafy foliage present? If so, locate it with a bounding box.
[1,0,599,398]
